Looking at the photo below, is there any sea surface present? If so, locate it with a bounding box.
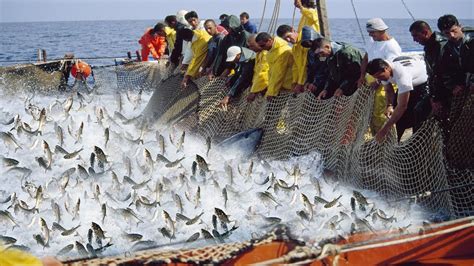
[1,18,473,66]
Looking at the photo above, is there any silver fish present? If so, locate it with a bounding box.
[186,212,204,226]
[57,244,74,256]
[104,127,110,147]
[63,148,83,159]
[1,156,19,167]
[123,233,143,242]
[94,146,108,164]
[33,234,49,248]
[186,232,200,242]
[324,195,342,208]
[55,123,64,146]
[61,224,81,236]
[176,131,185,152]
[0,131,22,150]
[165,157,185,168]
[54,145,69,155]
[36,157,50,171]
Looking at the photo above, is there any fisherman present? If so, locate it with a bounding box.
[138,23,167,61]
[255,32,294,101]
[240,12,257,34]
[291,0,321,94]
[311,38,363,99]
[219,14,229,27]
[180,28,212,88]
[409,20,447,125]
[212,15,251,77]
[366,57,429,142]
[163,16,178,55]
[434,15,473,118]
[300,26,327,96]
[166,13,189,68]
[246,34,270,102]
[200,19,227,78]
[220,46,256,108]
[358,18,403,135]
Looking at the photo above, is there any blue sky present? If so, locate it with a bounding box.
[0,0,472,22]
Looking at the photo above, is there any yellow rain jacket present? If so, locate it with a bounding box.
[164,26,176,54]
[250,51,269,93]
[292,7,321,85]
[186,29,212,78]
[265,37,294,97]
[0,247,42,266]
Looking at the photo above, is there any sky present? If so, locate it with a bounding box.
[0,0,472,22]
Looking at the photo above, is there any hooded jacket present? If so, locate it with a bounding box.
[250,50,269,93]
[138,28,166,60]
[164,26,176,54]
[291,7,321,85]
[266,36,294,97]
[323,42,363,96]
[186,29,212,78]
[212,15,250,76]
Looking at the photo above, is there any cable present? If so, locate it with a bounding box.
[401,0,416,21]
[350,0,366,46]
[258,0,268,32]
[0,55,140,64]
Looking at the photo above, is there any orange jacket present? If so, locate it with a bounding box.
[138,28,166,59]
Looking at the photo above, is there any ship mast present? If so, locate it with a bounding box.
[316,0,331,38]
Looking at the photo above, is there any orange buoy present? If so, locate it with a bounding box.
[71,60,92,80]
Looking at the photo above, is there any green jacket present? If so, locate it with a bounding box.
[323,42,363,96]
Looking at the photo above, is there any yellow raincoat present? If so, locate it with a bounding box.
[292,7,321,85]
[265,37,294,97]
[186,29,212,78]
[250,51,269,93]
[0,247,43,266]
[164,26,176,54]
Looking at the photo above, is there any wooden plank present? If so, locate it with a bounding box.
[316,0,331,38]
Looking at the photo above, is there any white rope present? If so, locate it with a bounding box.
[258,0,268,32]
[350,0,366,45]
[400,0,416,21]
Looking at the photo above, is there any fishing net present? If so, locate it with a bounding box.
[0,63,66,93]
[128,65,472,219]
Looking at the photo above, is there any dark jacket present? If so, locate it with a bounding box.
[306,49,328,93]
[423,31,447,101]
[228,48,256,97]
[323,42,363,97]
[242,21,258,34]
[169,22,187,66]
[202,33,226,70]
[460,27,474,87]
[212,15,250,76]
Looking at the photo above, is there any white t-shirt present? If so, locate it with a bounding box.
[382,57,428,94]
[366,38,402,61]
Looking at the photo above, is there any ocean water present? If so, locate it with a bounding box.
[0,17,463,261]
[1,18,473,66]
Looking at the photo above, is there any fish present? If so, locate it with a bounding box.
[186,212,204,226]
[201,229,214,239]
[217,128,263,157]
[87,229,93,244]
[162,210,175,237]
[1,156,19,167]
[314,195,330,205]
[55,123,64,146]
[324,195,342,208]
[104,127,110,147]
[353,190,369,206]
[101,203,107,223]
[42,140,53,167]
[94,146,108,164]
[0,131,22,150]
[156,154,171,164]
[63,148,83,159]
[350,197,356,211]
[143,148,154,171]
[33,234,49,248]
[77,164,89,179]
[118,208,143,223]
[54,145,69,155]
[75,241,89,257]
[157,134,165,155]
[51,202,61,224]
[222,188,228,208]
[196,154,209,173]
[61,224,81,236]
[191,161,197,177]
[73,198,81,220]
[186,232,200,242]
[76,121,84,143]
[300,193,314,220]
[52,222,66,231]
[205,136,212,156]
[123,233,143,242]
[36,157,50,171]
[132,179,151,190]
[224,164,234,184]
[34,186,43,209]
[0,235,17,245]
[39,218,50,246]
[214,208,231,224]
[91,222,106,239]
[176,131,185,152]
[297,210,311,221]
[63,95,73,114]
[176,213,191,222]
[159,227,175,240]
[257,191,282,208]
[57,244,74,256]
[165,157,185,168]
[131,240,156,251]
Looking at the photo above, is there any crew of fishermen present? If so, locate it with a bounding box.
[138,6,472,143]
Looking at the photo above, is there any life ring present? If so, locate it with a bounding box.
[71,60,92,80]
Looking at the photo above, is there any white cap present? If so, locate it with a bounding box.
[226,46,241,62]
[366,18,389,32]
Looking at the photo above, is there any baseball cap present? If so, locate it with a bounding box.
[226,46,241,62]
[366,18,389,32]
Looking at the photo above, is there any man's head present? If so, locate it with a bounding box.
[295,0,316,8]
[277,24,298,44]
[255,32,273,51]
[185,11,199,29]
[151,23,167,37]
[366,59,392,81]
[165,15,177,28]
[204,19,218,36]
[409,20,433,46]
[366,18,389,41]
[219,14,229,24]
[247,34,261,52]
[300,26,323,48]
[437,14,463,43]
[312,38,332,57]
[240,12,250,25]
[226,46,242,63]
[181,28,194,42]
